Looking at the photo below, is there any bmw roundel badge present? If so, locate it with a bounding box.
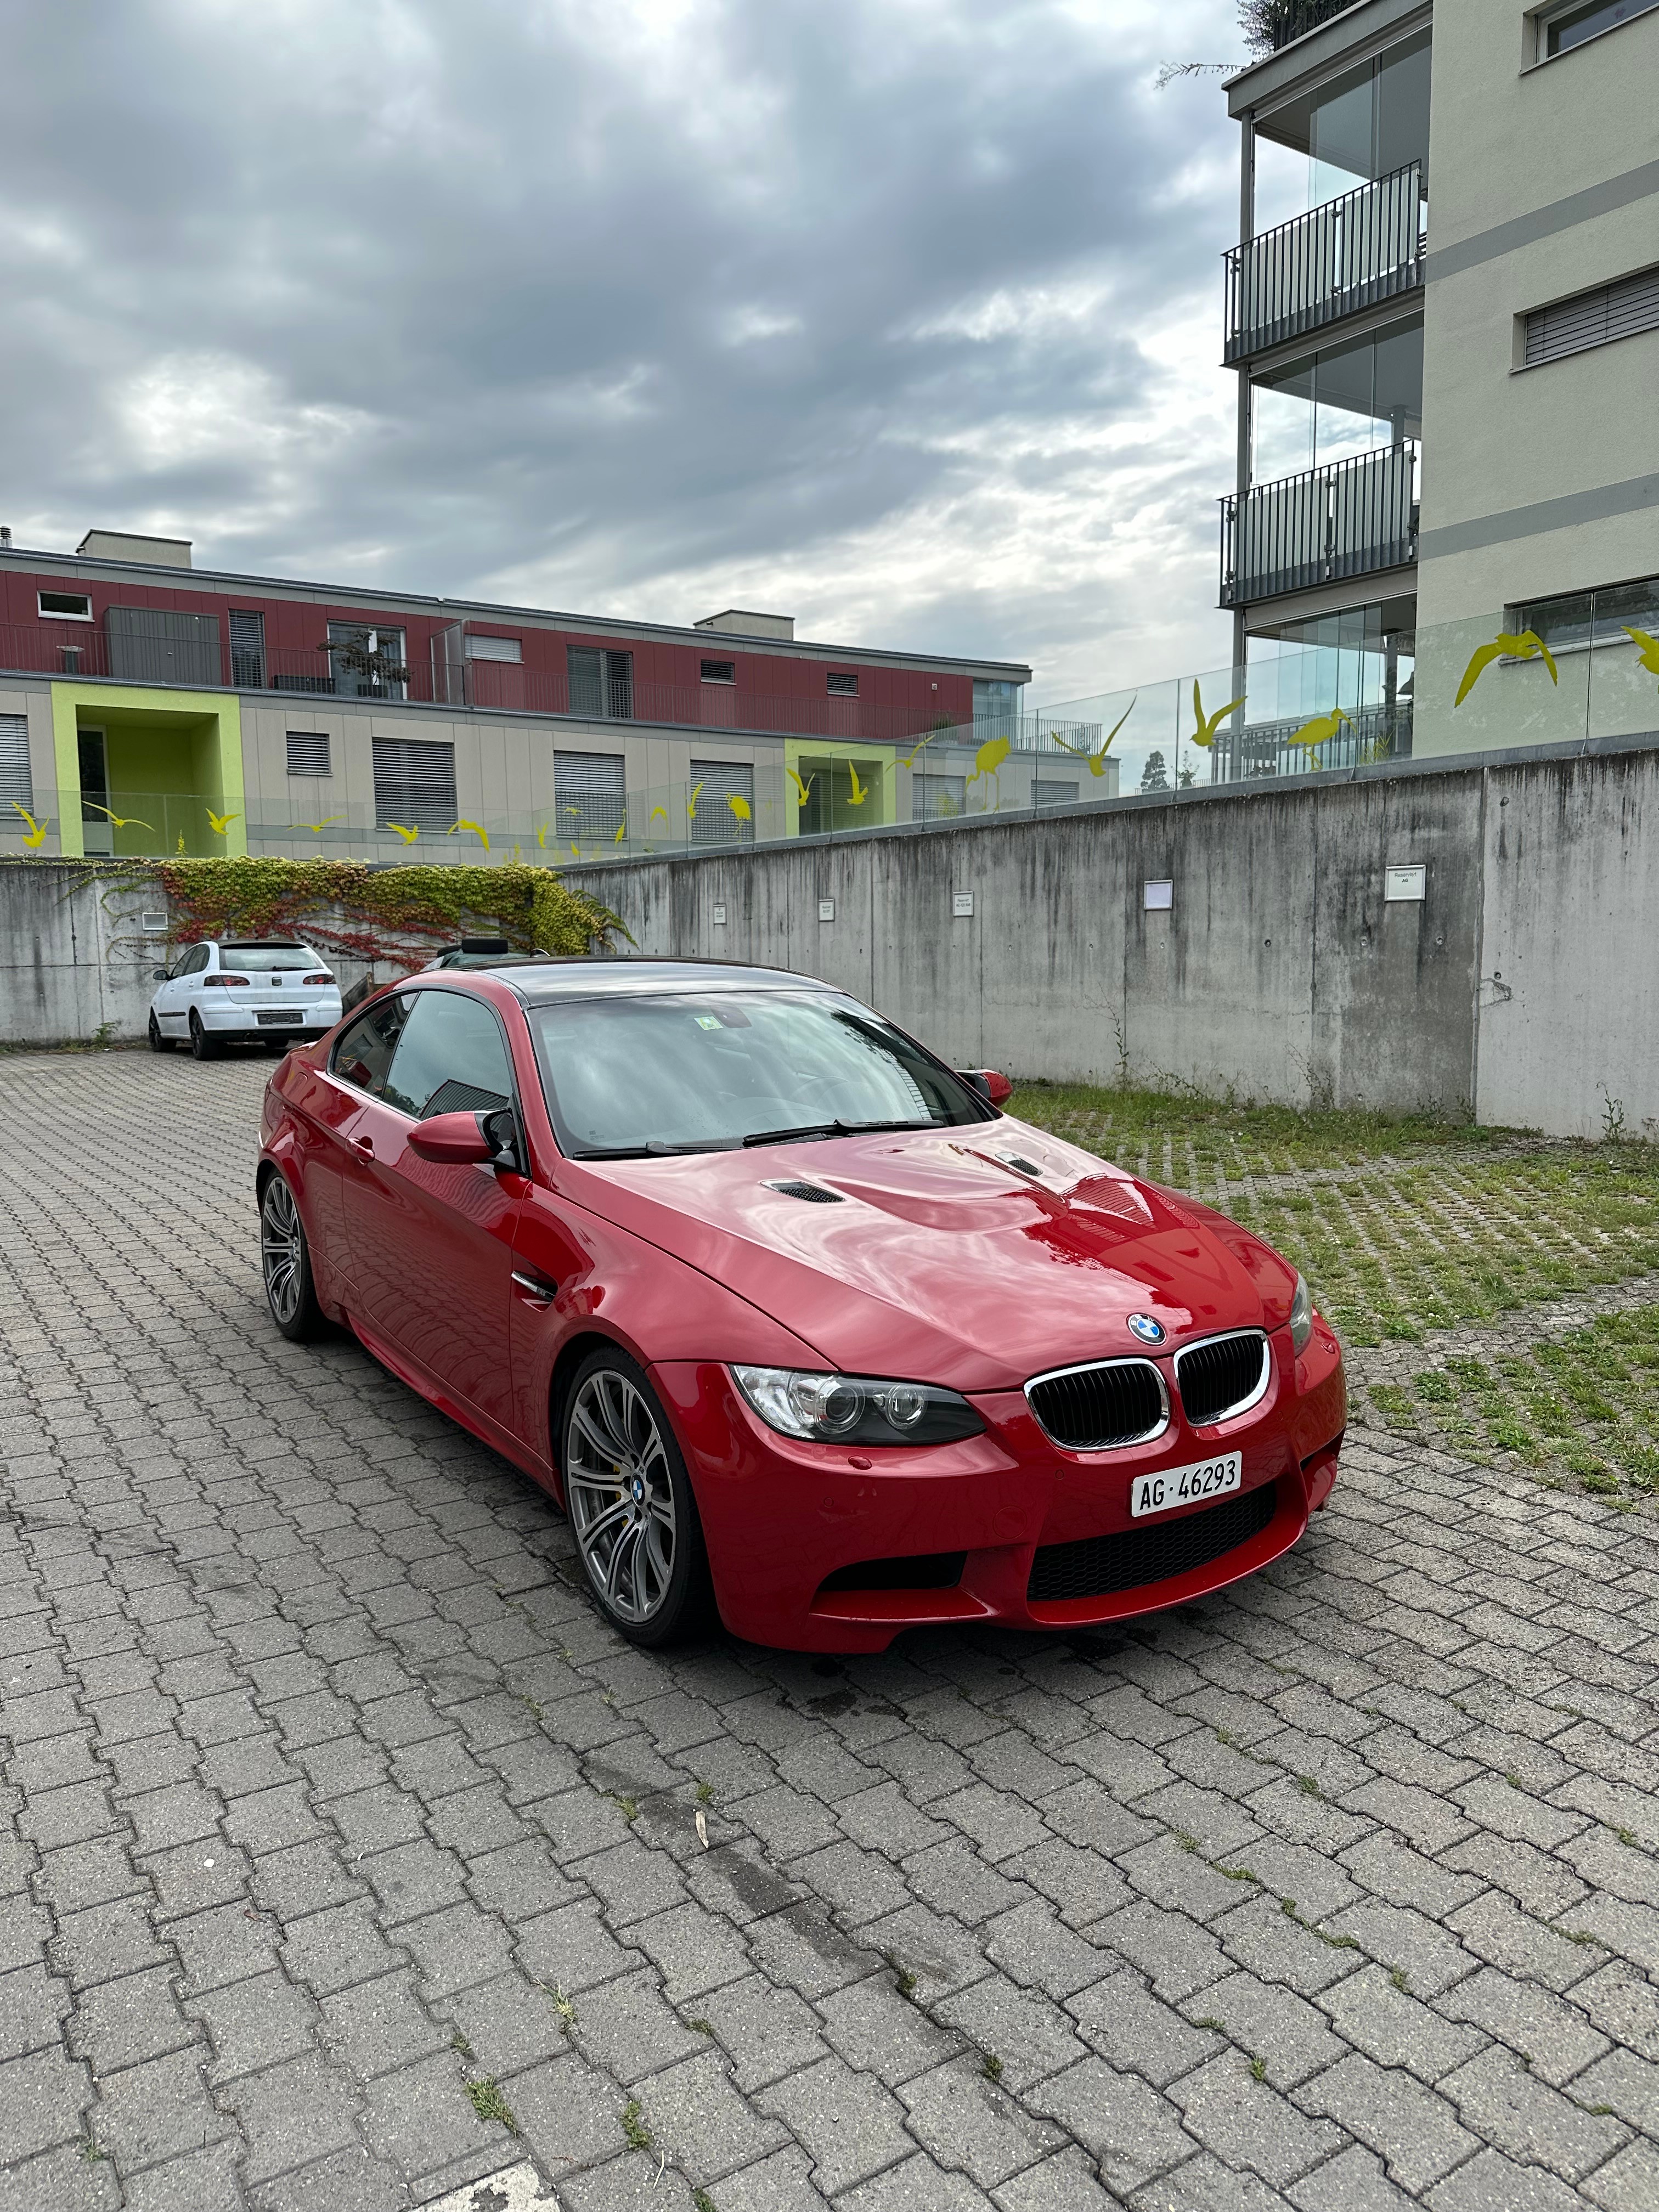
[1127,1313,1166,1345]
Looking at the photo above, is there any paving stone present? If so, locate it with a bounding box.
[1170,2050,1345,2188]
[1028,2056,1193,2193]
[1425,2147,1590,2212]
[1437,2043,1629,2183]
[900,2056,1068,2187]
[1295,2054,1480,2195]
[754,2052,916,2195]
[0,2042,92,2163]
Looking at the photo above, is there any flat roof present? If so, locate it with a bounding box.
[2,545,1032,682]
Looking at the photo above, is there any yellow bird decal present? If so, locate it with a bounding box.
[571,843,580,859]
[207,808,239,836]
[535,821,549,849]
[386,821,419,843]
[650,806,668,826]
[83,802,155,832]
[847,763,868,806]
[898,729,945,771]
[972,736,1011,780]
[1623,625,1659,680]
[1052,700,1136,778]
[1284,706,1352,751]
[729,793,752,823]
[448,818,491,851]
[613,816,628,843]
[1189,680,1245,751]
[786,766,815,806]
[687,781,706,821]
[11,802,49,848]
[1454,629,1558,707]
[176,832,187,853]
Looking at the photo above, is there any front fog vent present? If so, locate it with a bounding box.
[766,1180,845,1204]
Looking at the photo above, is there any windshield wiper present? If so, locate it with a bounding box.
[570,1137,737,1160]
[741,1116,942,1147]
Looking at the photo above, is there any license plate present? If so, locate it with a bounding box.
[1130,1453,1243,1519]
[257,1011,301,1026]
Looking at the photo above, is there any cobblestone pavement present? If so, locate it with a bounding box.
[4,1050,1659,2212]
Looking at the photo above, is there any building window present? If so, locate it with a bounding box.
[326,622,407,699]
[916,772,966,820]
[1513,574,1659,654]
[0,714,31,811]
[826,671,859,697]
[974,679,1022,736]
[1537,0,1659,58]
[1034,779,1080,809]
[568,646,634,720]
[229,609,266,688]
[701,659,736,685]
[553,751,625,842]
[1523,263,1659,368]
[371,736,456,830]
[466,633,522,662]
[1252,317,1423,480]
[690,759,755,842]
[286,731,331,778]
[38,590,92,620]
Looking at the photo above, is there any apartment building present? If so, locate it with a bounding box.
[1218,0,1659,769]
[0,531,1036,862]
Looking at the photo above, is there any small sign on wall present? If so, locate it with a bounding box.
[952,891,974,917]
[819,899,835,922]
[1143,880,1173,911]
[1384,865,1426,902]
[712,902,727,926]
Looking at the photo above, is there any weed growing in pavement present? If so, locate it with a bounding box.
[622,2098,652,2151]
[981,2052,1004,2082]
[1357,1301,1659,1498]
[466,2078,517,2130]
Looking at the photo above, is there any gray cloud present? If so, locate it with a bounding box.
[0,0,1243,691]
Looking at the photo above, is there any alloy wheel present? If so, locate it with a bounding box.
[261,1177,304,1328]
[566,1368,678,1624]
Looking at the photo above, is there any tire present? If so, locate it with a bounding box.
[147,1012,175,1054]
[259,1172,326,1342]
[263,1035,289,1054]
[189,1011,222,1060]
[561,1347,715,1647]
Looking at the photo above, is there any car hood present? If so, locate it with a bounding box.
[563,1119,1297,1392]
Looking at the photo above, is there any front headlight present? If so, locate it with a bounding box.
[1289,1273,1314,1354]
[731,1364,986,1446]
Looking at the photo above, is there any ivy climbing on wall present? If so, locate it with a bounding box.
[5,855,626,974]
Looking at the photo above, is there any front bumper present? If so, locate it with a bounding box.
[653,1322,1345,1652]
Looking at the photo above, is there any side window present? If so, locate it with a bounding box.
[331,995,411,1097]
[381,992,515,1120]
[182,945,211,976]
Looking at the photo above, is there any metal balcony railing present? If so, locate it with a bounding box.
[1220,439,1419,608]
[1224,162,1425,362]
[1211,701,1413,782]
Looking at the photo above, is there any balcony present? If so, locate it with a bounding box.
[1220,440,1418,608]
[1224,163,1425,363]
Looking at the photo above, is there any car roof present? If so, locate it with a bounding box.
[484,957,837,1005]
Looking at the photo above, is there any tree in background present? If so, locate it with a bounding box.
[1139,751,1170,793]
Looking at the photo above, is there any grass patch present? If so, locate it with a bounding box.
[466,2077,517,2131]
[622,2097,653,2151]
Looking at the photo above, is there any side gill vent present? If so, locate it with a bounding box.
[765,1180,845,1204]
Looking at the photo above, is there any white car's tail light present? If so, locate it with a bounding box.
[202,974,251,989]
[303,973,332,986]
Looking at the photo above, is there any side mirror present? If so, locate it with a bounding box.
[407,1110,498,1165]
[963,1068,1013,1107]
[153,968,168,982]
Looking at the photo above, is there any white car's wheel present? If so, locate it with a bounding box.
[148,1012,175,1054]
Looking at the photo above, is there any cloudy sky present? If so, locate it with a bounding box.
[1,0,1247,701]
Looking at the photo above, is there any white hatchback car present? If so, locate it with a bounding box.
[148,940,343,1060]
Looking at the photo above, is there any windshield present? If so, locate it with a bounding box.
[528,990,987,1156]
[219,944,317,973]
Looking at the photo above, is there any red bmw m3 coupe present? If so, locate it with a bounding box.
[257,958,1345,1651]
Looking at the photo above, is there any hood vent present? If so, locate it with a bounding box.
[765,1180,845,1204]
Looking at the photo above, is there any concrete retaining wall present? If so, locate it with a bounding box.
[5,741,1655,1138]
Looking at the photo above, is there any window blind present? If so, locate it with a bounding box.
[0,714,32,810]
[371,737,456,830]
[690,759,755,843]
[286,731,331,778]
[553,751,625,840]
[1525,263,1659,367]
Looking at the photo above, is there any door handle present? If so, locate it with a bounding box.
[511,1270,557,1303]
[353,1136,375,1156]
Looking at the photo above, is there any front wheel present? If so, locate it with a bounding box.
[148,1012,175,1054]
[260,1173,325,1342]
[562,1348,715,1646]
